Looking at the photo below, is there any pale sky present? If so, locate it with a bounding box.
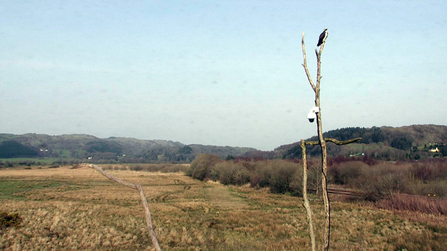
[1,0,446,151]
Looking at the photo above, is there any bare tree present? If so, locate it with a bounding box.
[301,139,316,251]
[301,29,331,251]
[82,164,162,251]
[300,31,361,251]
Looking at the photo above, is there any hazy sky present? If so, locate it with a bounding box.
[1,1,446,150]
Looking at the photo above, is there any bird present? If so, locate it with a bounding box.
[317,28,328,46]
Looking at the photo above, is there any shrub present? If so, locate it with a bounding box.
[352,163,410,201]
[374,194,447,215]
[188,154,223,180]
[376,172,409,198]
[0,212,22,229]
[329,161,367,185]
[410,161,447,183]
[210,160,304,194]
[250,161,272,188]
[249,162,272,188]
[211,162,236,184]
[268,160,299,194]
[211,162,251,186]
[131,165,144,171]
[233,165,250,186]
[430,181,447,197]
[160,164,189,173]
[307,160,322,194]
[289,169,303,197]
[408,181,447,198]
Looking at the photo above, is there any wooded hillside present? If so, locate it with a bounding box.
[0,134,255,163]
[1,125,446,163]
[243,124,447,161]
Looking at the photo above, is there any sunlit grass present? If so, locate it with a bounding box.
[0,165,446,250]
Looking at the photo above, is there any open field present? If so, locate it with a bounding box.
[1,165,447,250]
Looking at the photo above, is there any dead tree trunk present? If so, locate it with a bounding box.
[301,31,361,251]
[301,139,316,251]
[83,164,162,251]
[301,30,331,251]
[300,138,360,250]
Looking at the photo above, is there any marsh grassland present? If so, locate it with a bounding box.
[1,165,446,250]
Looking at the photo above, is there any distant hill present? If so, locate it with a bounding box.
[2,124,446,163]
[0,140,39,158]
[242,124,447,161]
[0,133,256,163]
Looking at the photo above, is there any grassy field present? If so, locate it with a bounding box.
[1,165,446,250]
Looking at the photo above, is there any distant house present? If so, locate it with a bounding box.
[429,147,439,153]
[349,152,364,157]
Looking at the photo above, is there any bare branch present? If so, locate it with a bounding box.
[301,32,316,92]
[305,137,362,145]
[304,141,320,145]
[325,137,362,145]
[85,164,162,251]
[316,39,326,90]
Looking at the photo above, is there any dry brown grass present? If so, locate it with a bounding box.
[373,194,447,215]
[1,165,446,250]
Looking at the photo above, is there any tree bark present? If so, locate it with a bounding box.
[316,107,330,251]
[301,140,316,251]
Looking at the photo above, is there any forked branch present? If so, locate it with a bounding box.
[301,32,316,92]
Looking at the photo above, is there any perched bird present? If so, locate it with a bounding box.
[317,28,328,46]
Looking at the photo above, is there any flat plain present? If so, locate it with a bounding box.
[1,165,446,250]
